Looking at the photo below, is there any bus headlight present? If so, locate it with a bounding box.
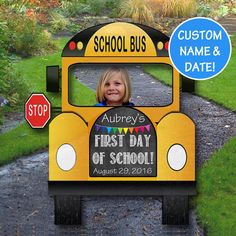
[167,144,187,171]
[56,144,76,171]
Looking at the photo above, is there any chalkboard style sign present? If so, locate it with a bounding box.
[89,107,157,177]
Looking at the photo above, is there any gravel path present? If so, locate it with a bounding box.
[0,65,235,235]
[0,152,203,235]
[218,15,236,35]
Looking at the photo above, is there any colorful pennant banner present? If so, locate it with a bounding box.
[95,124,151,134]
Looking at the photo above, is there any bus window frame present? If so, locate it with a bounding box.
[61,57,180,121]
[67,62,174,108]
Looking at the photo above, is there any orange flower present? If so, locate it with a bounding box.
[37,13,48,24]
[25,9,35,20]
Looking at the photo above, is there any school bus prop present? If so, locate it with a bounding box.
[46,22,196,225]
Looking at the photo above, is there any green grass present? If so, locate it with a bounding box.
[196,135,236,235]
[14,37,68,107]
[69,74,96,106]
[143,35,236,111]
[0,37,95,166]
[196,46,236,111]
[143,64,173,86]
[0,123,48,165]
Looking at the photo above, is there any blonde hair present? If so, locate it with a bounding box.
[96,67,132,104]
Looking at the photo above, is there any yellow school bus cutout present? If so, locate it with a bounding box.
[46,22,196,225]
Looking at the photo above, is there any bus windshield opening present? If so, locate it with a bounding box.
[68,64,173,107]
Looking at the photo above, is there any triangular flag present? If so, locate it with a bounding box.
[107,127,112,133]
[118,128,123,134]
[124,128,128,134]
[134,127,139,133]
[101,126,106,133]
[140,126,145,133]
[145,125,150,132]
[95,124,101,132]
[129,127,134,134]
[112,127,118,134]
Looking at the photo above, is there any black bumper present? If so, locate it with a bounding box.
[48,181,196,196]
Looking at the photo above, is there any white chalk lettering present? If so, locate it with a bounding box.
[101,113,145,125]
[93,168,117,176]
[129,134,151,147]
[92,152,105,164]
[110,152,154,165]
[95,134,125,147]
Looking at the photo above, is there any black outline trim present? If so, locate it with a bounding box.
[62,22,169,57]
[67,62,174,108]
[48,181,196,196]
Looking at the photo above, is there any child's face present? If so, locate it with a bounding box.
[104,72,125,106]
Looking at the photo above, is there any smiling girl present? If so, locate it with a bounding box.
[95,67,134,106]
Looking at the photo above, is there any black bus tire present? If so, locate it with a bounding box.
[162,195,189,225]
[54,195,81,225]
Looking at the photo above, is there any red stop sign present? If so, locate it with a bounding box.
[25,93,51,128]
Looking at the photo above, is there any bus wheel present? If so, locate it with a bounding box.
[162,196,189,225]
[54,195,81,225]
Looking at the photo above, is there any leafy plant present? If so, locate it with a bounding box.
[214,5,229,17]
[119,0,155,26]
[0,56,29,112]
[60,0,122,18]
[197,3,211,16]
[232,7,236,14]
[60,0,91,17]
[49,12,69,33]
[87,0,107,16]
[105,0,122,17]
[2,0,60,23]
[0,21,26,109]
[66,22,81,34]
[197,0,234,17]
[2,11,58,56]
[0,57,29,110]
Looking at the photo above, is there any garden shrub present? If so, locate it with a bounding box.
[197,0,235,18]
[145,0,164,17]
[87,0,107,16]
[0,21,29,112]
[49,11,69,33]
[119,0,155,26]
[163,0,197,17]
[60,0,122,18]
[60,0,91,17]
[6,13,58,56]
[0,6,58,57]
[105,0,122,18]
[66,22,81,34]
[0,67,29,110]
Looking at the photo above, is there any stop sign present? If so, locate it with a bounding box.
[25,93,51,128]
